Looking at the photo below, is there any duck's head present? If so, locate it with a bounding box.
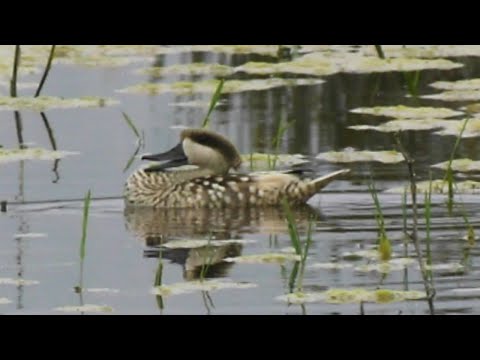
[142,128,242,175]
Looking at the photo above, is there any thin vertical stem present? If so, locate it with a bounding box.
[10,45,21,97]
[35,45,56,97]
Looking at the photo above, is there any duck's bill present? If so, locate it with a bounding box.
[142,142,189,172]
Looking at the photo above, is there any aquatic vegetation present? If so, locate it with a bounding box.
[0,298,11,304]
[316,150,404,164]
[354,258,416,273]
[137,63,234,77]
[421,90,480,102]
[0,148,77,164]
[359,45,480,59]
[432,159,480,172]
[85,288,120,294]
[224,253,302,264]
[54,304,113,313]
[151,279,257,297]
[202,79,224,128]
[276,288,426,305]
[241,153,309,170]
[80,190,91,262]
[176,45,279,56]
[308,262,353,270]
[0,278,39,286]
[13,233,47,239]
[234,57,338,77]
[350,105,463,119]
[430,78,480,91]
[341,249,383,261]
[386,180,480,194]
[161,239,255,249]
[419,262,465,272]
[0,96,118,111]
[117,78,325,96]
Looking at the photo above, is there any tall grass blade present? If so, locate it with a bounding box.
[121,111,141,140]
[282,198,301,255]
[374,45,385,59]
[35,45,56,97]
[202,79,224,128]
[80,189,91,261]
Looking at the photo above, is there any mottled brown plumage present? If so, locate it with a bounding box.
[124,128,349,208]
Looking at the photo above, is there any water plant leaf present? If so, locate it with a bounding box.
[430,79,480,91]
[151,279,257,297]
[348,118,467,134]
[54,304,114,313]
[0,298,11,304]
[234,58,338,77]
[421,90,480,102]
[350,105,463,119]
[354,258,416,273]
[386,180,480,194]
[175,45,279,56]
[13,233,47,239]
[161,239,255,249]
[0,278,39,286]
[137,63,234,77]
[316,150,404,164]
[0,96,119,111]
[431,159,480,172]
[341,249,381,260]
[418,262,465,272]
[276,288,426,304]
[359,45,480,59]
[117,78,325,96]
[241,153,309,170]
[85,288,120,294]
[0,148,77,164]
[308,262,353,270]
[224,253,301,264]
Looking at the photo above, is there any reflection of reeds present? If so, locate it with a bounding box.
[35,45,56,97]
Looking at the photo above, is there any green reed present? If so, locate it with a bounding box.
[373,45,385,59]
[121,111,142,140]
[202,79,225,129]
[269,118,294,170]
[35,45,56,97]
[80,190,91,261]
[368,180,391,261]
[10,45,21,97]
[403,71,421,97]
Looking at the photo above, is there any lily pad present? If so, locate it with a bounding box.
[316,150,404,164]
[0,298,11,305]
[85,288,120,294]
[431,159,480,172]
[234,58,338,77]
[0,148,77,164]
[341,250,381,261]
[0,96,119,111]
[14,233,47,239]
[137,63,234,77]
[276,288,426,305]
[355,258,416,273]
[161,239,255,249]
[241,153,310,170]
[430,79,480,91]
[421,90,480,102]
[308,262,353,270]
[419,262,465,272]
[151,279,257,297]
[224,253,301,264]
[385,180,480,194]
[117,78,325,96]
[54,304,114,313]
[360,45,480,59]
[350,105,463,119]
[0,278,39,286]
[349,119,459,133]
[175,45,279,56]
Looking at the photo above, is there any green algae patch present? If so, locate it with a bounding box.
[0,148,78,164]
[152,279,257,297]
[0,96,119,111]
[355,258,416,274]
[117,78,325,96]
[431,159,480,172]
[137,63,234,77]
[349,119,458,133]
[308,262,353,270]
[430,79,480,91]
[224,253,301,264]
[0,298,11,305]
[276,288,426,305]
[161,239,255,249]
[421,90,480,102]
[350,105,463,119]
[316,150,404,164]
[386,180,480,194]
[241,153,309,169]
[0,278,39,286]
[54,304,114,313]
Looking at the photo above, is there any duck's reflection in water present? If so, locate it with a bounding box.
[124,205,322,280]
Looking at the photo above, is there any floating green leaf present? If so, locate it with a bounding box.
[54,304,114,313]
[276,288,426,305]
[349,119,461,134]
[386,180,480,194]
[0,96,119,111]
[161,239,255,249]
[359,45,480,59]
[0,278,39,286]
[224,253,301,264]
[0,148,77,164]
[421,90,480,102]
[0,298,11,304]
[85,288,120,294]
[137,63,234,77]
[316,150,404,164]
[13,233,47,239]
[430,79,480,91]
[354,258,415,273]
[308,262,353,270]
[175,45,279,56]
[117,78,325,96]
[341,249,383,261]
[350,105,463,119]
[432,159,480,172]
[418,262,465,272]
[234,58,338,77]
[151,279,257,297]
[240,153,309,170]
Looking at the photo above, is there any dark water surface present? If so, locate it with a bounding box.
[1,46,480,314]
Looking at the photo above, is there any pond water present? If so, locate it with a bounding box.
[1,45,480,314]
